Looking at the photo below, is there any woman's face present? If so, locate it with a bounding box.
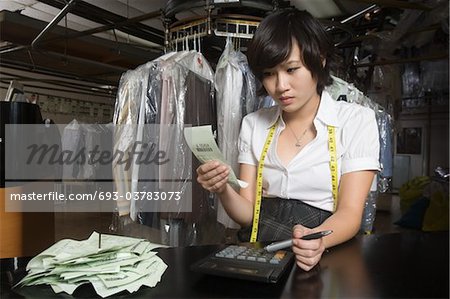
[262,40,320,115]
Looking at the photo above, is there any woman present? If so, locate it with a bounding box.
[197,9,380,271]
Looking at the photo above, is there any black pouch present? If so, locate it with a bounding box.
[237,197,332,242]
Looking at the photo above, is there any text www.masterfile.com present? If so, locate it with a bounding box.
[9,191,182,201]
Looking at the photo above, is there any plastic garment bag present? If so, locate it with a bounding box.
[114,63,148,220]
[113,56,168,220]
[325,76,394,233]
[155,51,217,246]
[214,38,258,229]
[215,39,243,229]
[325,76,393,183]
[61,119,83,179]
[82,124,102,179]
[377,111,393,179]
[113,50,218,245]
[236,49,258,116]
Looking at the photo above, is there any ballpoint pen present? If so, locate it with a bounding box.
[264,230,333,252]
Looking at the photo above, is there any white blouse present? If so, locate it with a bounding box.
[238,91,380,212]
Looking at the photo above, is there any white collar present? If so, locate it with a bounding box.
[267,91,341,128]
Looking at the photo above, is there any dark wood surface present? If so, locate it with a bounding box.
[1,231,448,298]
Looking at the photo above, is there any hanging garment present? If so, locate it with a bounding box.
[215,39,258,228]
[93,123,114,181]
[113,52,176,220]
[115,50,217,244]
[215,41,244,229]
[158,51,216,225]
[82,124,102,180]
[113,63,149,219]
[325,76,393,233]
[377,111,393,178]
[237,51,258,116]
[325,75,393,183]
[61,119,83,180]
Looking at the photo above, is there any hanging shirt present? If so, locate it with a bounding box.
[238,91,380,212]
[61,119,83,179]
[215,43,244,229]
[158,51,216,223]
[113,54,172,219]
[215,40,259,228]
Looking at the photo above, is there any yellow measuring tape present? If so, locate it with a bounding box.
[250,123,338,242]
[250,123,277,242]
[327,126,338,211]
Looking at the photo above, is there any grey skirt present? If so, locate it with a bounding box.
[238,197,332,242]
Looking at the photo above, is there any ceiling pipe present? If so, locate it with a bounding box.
[0,48,127,75]
[0,80,115,99]
[355,52,448,67]
[0,59,119,87]
[36,10,163,47]
[31,0,80,49]
[325,4,379,32]
[340,4,378,24]
[324,4,379,46]
[0,45,28,55]
[37,0,163,43]
[350,0,431,11]
[73,10,162,39]
[0,74,115,96]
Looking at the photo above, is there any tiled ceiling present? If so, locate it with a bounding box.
[0,0,445,97]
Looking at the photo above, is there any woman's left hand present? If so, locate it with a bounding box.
[292,224,326,271]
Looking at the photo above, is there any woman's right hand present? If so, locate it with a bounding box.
[196,161,230,194]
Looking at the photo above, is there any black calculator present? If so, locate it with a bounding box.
[190,243,295,283]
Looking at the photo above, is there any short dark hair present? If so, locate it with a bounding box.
[247,9,335,95]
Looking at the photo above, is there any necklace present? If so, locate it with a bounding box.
[286,123,308,147]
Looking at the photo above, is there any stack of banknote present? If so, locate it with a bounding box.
[15,231,167,297]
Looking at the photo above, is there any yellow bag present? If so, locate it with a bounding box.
[399,176,431,214]
[422,190,449,231]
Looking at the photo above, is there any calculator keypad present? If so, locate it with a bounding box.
[214,245,287,265]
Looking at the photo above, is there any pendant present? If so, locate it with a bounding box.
[295,142,302,147]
